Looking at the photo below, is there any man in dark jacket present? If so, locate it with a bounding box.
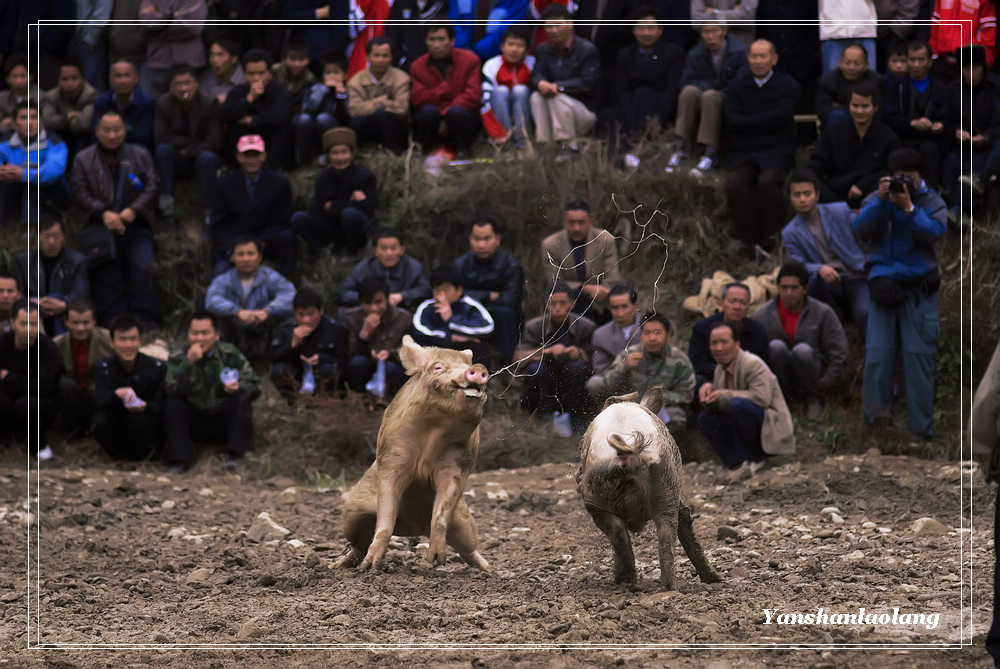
[453,214,524,366]
[153,64,223,219]
[723,39,801,251]
[70,109,160,329]
[808,81,900,207]
[409,24,482,158]
[881,40,952,189]
[688,281,770,390]
[290,127,377,256]
[412,266,494,365]
[600,8,685,154]
[209,134,295,277]
[669,22,746,175]
[815,42,882,127]
[15,213,88,335]
[91,60,156,149]
[341,276,412,399]
[339,228,431,310]
[575,0,652,109]
[384,0,448,70]
[270,287,348,402]
[755,0,820,118]
[219,49,292,168]
[0,300,63,460]
[530,5,600,153]
[92,314,166,460]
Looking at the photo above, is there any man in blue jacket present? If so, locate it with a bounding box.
[453,214,523,367]
[205,236,296,364]
[0,101,69,225]
[781,168,869,338]
[413,266,494,365]
[853,147,947,439]
[91,60,156,149]
[339,228,431,310]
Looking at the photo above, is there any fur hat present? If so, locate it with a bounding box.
[955,43,987,67]
[322,127,357,152]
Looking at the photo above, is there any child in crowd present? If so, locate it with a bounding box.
[295,51,352,165]
[0,55,38,137]
[481,27,535,148]
[412,266,494,364]
[272,37,317,116]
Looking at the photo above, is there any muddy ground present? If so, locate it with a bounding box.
[0,401,993,669]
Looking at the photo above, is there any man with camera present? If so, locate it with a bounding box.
[853,147,947,440]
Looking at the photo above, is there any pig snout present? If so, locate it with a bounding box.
[465,366,489,386]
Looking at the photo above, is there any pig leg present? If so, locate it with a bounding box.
[447,499,491,574]
[427,467,466,568]
[677,503,722,584]
[652,513,678,590]
[587,506,637,584]
[358,469,410,571]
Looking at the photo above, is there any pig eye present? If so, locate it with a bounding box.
[433,363,445,373]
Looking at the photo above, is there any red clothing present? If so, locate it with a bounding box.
[70,337,90,388]
[777,299,802,342]
[495,59,532,90]
[410,47,482,114]
[346,0,391,78]
[931,0,997,67]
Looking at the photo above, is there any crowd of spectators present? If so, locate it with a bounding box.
[0,3,994,476]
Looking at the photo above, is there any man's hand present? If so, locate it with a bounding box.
[847,184,863,202]
[291,324,314,348]
[247,81,265,103]
[102,210,126,234]
[489,291,500,302]
[223,379,240,394]
[119,207,136,224]
[253,309,269,323]
[910,117,933,132]
[818,265,841,284]
[930,121,943,134]
[0,164,22,181]
[216,93,227,105]
[350,190,366,201]
[889,184,914,212]
[545,343,566,358]
[698,382,715,404]
[315,4,330,18]
[388,293,404,307]
[38,296,66,317]
[187,342,206,363]
[300,353,319,366]
[323,70,346,93]
[564,345,582,361]
[359,312,381,339]
[237,309,258,326]
[372,349,390,361]
[972,134,989,148]
[537,80,559,97]
[625,351,642,369]
[957,129,972,143]
[433,294,452,322]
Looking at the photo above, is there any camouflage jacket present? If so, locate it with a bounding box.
[165,341,260,415]
[603,343,696,408]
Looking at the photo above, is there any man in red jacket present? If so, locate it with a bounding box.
[409,24,482,159]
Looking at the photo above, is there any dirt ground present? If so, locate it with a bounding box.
[0,402,993,669]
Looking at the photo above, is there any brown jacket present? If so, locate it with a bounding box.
[540,226,622,292]
[708,349,796,455]
[69,143,159,218]
[342,304,413,359]
[41,81,99,135]
[53,327,114,385]
[347,66,412,120]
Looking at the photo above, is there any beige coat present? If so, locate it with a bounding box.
[709,349,796,455]
[541,226,622,293]
[347,66,411,120]
[972,339,1000,480]
[54,327,114,384]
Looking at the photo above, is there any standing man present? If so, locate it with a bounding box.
[93,315,166,461]
[529,4,600,156]
[697,321,795,477]
[453,214,524,367]
[688,281,770,390]
[853,147,946,439]
[782,168,870,337]
[70,109,160,330]
[723,39,800,253]
[541,198,621,323]
[409,24,482,159]
[209,135,295,277]
[752,261,848,420]
[164,311,260,473]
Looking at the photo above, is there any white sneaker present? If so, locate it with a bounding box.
[36,445,54,461]
[688,155,716,180]
[664,151,686,174]
[552,411,573,439]
[623,153,641,169]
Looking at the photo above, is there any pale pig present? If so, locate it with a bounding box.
[577,387,721,589]
[335,336,491,572]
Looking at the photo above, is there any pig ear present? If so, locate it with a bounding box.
[603,392,639,410]
[639,385,664,414]
[461,349,474,363]
[399,335,432,373]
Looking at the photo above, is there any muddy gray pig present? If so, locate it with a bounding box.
[334,335,491,573]
[577,387,721,589]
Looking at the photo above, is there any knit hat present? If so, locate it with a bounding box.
[322,127,357,152]
[955,43,987,67]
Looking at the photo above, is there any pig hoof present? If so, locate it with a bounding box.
[332,550,362,569]
[613,570,637,585]
[427,551,448,568]
[700,569,723,584]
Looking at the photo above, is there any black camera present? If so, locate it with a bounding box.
[888,175,913,195]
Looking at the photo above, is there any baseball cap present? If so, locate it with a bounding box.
[237,134,266,153]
